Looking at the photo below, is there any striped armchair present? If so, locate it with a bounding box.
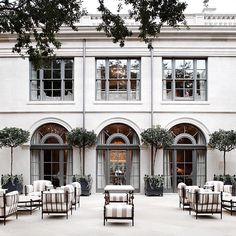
[177,182,198,210]
[41,189,72,219]
[104,191,134,226]
[25,180,53,197]
[188,188,222,219]
[0,190,19,225]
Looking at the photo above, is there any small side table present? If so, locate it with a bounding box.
[18,195,41,214]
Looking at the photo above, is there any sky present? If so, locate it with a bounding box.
[83,0,236,14]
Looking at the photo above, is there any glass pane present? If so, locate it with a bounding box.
[163,60,172,70]
[109,150,126,185]
[53,60,61,69]
[109,59,127,79]
[131,59,140,79]
[163,70,172,79]
[65,59,73,69]
[53,70,61,79]
[65,80,72,90]
[96,60,106,80]
[185,70,193,79]
[65,70,72,79]
[197,60,206,69]
[44,80,52,90]
[184,60,193,70]
[197,70,206,79]
[44,70,51,79]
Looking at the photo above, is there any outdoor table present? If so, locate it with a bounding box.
[18,195,41,214]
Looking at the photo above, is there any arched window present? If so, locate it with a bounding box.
[30,123,72,186]
[96,123,140,192]
[164,123,206,192]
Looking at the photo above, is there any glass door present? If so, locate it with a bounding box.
[109,150,127,185]
[176,149,193,187]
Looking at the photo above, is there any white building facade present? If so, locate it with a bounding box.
[0,11,236,193]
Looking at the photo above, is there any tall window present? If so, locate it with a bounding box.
[164,123,206,192]
[30,123,73,186]
[30,59,74,101]
[96,59,141,101]
[96,123,140,192]
[162,59,207,101]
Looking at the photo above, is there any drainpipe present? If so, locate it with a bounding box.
[150,42,154,128]
[82,39,86,175]
[83,39,86,129]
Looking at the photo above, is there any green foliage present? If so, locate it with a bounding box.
[141,125,173,175]
[72,174,93,186]
[213,174,235,184]
[97,0,187,48]
[209,129,236,152]
[0,127,30,176]
[0,0,86,69]
[67,128,97,175]
[209,129,236,175]
[141,126,174,149]
[1,174,23,186]
[67,128,97,149]
[0,127,30,148]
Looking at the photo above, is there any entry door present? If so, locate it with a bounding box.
[176,150,194,187]
[42,149,63,187]
[109,150,130,185]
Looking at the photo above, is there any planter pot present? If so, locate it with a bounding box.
[144,175,164,196]
[2,178,23,194]
[145,185,163,196]
[79,178,92,196]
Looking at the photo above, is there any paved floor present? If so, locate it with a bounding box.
[1,193,236,236]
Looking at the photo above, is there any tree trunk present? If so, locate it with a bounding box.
[223,151,226,176]
[79,148,83,176]
[10,146,13,176]
[151,144,154,176]
[82,146,85,176]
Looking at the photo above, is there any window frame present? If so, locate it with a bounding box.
[30,58,74,101]
[162,58,207,101]
[95,58,141,101]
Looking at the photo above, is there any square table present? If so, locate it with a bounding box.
[18,195,41,214]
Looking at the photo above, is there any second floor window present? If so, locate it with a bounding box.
[30,59,74,101]
[163,59,207,101]
[96,58,141,101]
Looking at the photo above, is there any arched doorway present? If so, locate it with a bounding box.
[96,123,140,192]
[164,123,207,192]
[30,123,72,186]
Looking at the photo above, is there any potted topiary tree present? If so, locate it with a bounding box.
[67,128,97,196]
[209,129,236,176]
[0,127,30,193]
[141,125,174,196]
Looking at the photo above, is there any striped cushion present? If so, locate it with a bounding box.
[43,190,65,203]
[109,193,128,202]
[198,193,221,204]
[42,203,69,212]
[192,204,221,212]
[105,204,132,218]
[5,191,19,206]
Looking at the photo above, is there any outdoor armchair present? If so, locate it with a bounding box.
[188,187,222,219]
[41,189,72,219]
[25,180,53,197]
[0,190,19,225]
[177,182,198,210]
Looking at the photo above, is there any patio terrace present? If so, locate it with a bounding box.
[1,193,236,236]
